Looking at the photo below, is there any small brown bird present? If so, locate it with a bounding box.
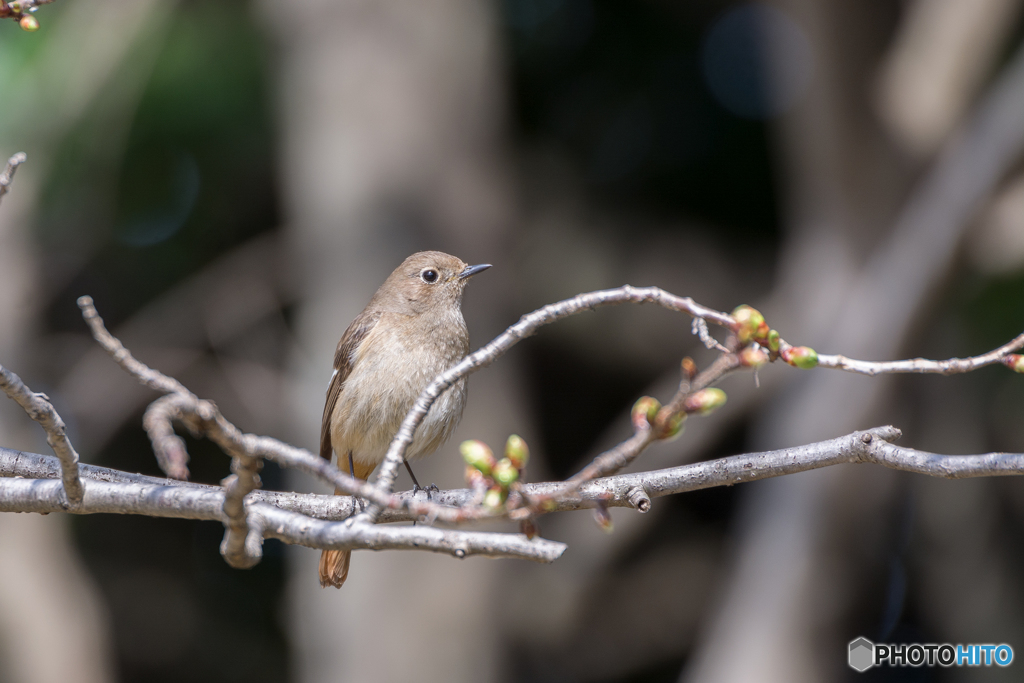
[319,251,491,588]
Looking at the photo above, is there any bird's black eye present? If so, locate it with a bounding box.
[421,268,439,283]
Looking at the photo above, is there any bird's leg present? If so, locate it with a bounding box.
[405,460,439,500]
[348,451,366,512]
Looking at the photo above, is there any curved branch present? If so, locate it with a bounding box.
[369,287,1024,521]
[60,291,1024,568]
[369,286,738,514]
[0,364,83,503]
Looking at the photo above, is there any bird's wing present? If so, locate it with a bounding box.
[320,309,383,462]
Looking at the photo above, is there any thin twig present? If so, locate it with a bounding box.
[0,1,56,22]
[568,355,739,483]
[141,395,191,480]
[0,152,27,206]
[79,295,281,566]
[77,293,1024,524]
[74,299,555,527]
[0,365,83,503]
[368,287,1024,523]
[78,296,192,396]
[368,286,739,518]
[814,330,1024,375]
[62,291,1024,568]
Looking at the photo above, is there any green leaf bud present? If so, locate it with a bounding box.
[483,486,506,511]
[505,434,529,469]
[782,346,819,369]
[654,407,686,441]
[683,388,728,416]
[492,458,519,487]
[460,439,495,475]
[631,396,662,429]
[732,305,768,344]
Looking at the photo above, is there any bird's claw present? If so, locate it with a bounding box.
[411,483,440,500]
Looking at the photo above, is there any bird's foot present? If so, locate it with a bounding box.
[411,483,440,500]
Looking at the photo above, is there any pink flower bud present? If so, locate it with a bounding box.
[19,14,39,31]
[1003,354,1024,373]
[781,346,818,369]
[464,465,487,488]
[592,504,614,533]
[631,396,662,429]
[683,388,727,416]
[732,305,768,344]
[681,357,698,381]
[739,346,768,369]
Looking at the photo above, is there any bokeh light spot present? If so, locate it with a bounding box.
[700,3,813,119]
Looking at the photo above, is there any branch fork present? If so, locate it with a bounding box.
[0,282,1022,572]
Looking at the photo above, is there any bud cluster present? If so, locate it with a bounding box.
[631,396,685,440]
[631,387,729,440]
[0,2,41,31]
[731,305,770,345]
[731,304,818,369]
[461,435,530,512]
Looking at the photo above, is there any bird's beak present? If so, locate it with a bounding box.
[459,263,492,280]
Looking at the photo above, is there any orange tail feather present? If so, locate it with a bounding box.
[319,459,376,588]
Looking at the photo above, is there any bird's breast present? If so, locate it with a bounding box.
[330,314,469,467]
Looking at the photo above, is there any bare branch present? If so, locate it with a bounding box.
[0,365,83,503]
[141,394,191,480]
[251,502,565,562]
[74,299,567,536]
[369,285,739,516]
[5,425,1024,528]
[368,286,1024,523]
[0,474,567,562]
[76,291,1024,526]
[861,438,1024,477]
[25,291,1016,570]
[552,351,745,509]
[77,296,193,396]
[815,330,1024,375]
[0,152,27,206]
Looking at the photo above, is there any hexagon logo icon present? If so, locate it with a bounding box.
[848,637,874,672]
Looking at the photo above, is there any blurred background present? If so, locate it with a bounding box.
[1,0,1024,681]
